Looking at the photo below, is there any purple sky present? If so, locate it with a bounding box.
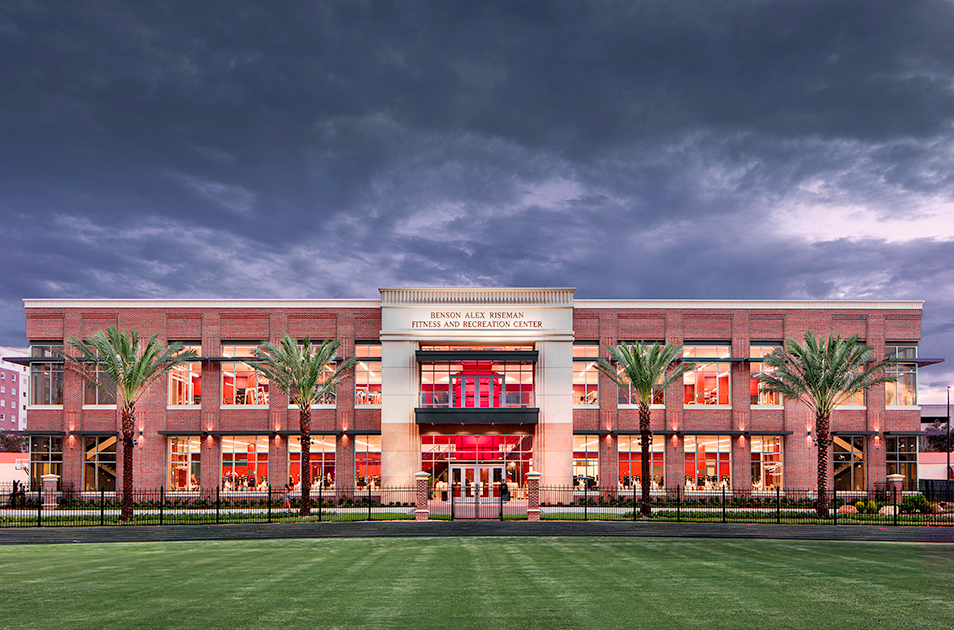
[1,1,952,401]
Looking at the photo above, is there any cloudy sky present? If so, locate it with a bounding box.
[1,0,953,400]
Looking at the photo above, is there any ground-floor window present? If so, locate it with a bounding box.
[684,435,731,489]
[833,435,866,491]
[288,435,336,490]
[221,435,269,490]
[168,436,201,491]
[421,434,533,490]
[886,436,918,491]
[355,435,381,489]
[573,435,600,488]
[29,436,62,489]
[618,435,664,489]
[750,436,783,491]
[83,436,117,492]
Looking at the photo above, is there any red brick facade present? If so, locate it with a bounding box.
[22,297,923,492]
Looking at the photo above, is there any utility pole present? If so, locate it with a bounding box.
[947,386,951,480]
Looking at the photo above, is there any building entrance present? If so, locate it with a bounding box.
[451,464,505,501]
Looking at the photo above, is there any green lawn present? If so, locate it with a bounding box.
[1,537,952,629]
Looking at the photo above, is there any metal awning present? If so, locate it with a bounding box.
[70,431,119,436]
[883,431,924,436]
[415,407,539,424]
[915,358,945,367]
[416,350,538,363]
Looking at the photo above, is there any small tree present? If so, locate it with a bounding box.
[251,335,357,516]
[757,333,896,516]
[597,342,691,517]
[67,328,196,520]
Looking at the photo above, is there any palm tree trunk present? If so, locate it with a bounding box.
[299,408,311,516]
[816,414,830,517]
[120,405,135,521]
[639,403,652,517]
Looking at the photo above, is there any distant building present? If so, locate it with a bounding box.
[0,347,29,432]
[14,289,945,494]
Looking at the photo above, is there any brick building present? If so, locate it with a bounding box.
[12,288,938,493]
[0,347,29,432]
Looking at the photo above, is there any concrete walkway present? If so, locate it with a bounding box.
[2,520,954,545]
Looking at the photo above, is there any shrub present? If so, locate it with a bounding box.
[901,493,928,514]
[866,500,878,514]
[855,500,866,513]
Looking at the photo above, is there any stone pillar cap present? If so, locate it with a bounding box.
[886,474,906,480]
[414,471,431,480]
[525,470,542,479]
[41,474,60,481]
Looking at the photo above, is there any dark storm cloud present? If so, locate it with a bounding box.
[1,0,954,396]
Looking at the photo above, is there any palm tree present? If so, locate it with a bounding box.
[67,327,197,520]
[251,335,357,516]
[757,333,897,516]
[597,342,691,517]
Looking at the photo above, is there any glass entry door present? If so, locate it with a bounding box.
[451,464,504,501]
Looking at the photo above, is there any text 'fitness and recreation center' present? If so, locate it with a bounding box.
[14,287,944,496]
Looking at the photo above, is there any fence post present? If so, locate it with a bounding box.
[676,486,681,523]
[317,481,322,522]
[450,482,455,521]
[216,486,220,525]
[583,480,588,521]
[100,488,105,527]
[37,488,42,527]
[499,481,504,521]
[414,471,430,521]
[775,486,782,525]
[268,486,272,523]
[722,486,726,523]
[526,471,541,521]
[633,483,637,522]
[160,486,164,527]
[893,487,899,527]
[833,488,837,525]
[368,482,373,521]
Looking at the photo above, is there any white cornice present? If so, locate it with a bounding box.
[379,287,576,306]
[573,299,923,310]
[24,299,381,309]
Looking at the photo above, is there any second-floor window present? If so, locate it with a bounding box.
[30,344,63,406]
[572,343,599,406]
[683,345,732,406]
[221,343,268,406]
[750,345,783,406]
[885,344,917,406]
[82,353,117,406]
[168,344,202,406]
[355,343,382,406]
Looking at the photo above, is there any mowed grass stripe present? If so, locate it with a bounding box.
[0,537,952,630]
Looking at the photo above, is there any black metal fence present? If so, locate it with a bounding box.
[533,485,954,526]
[2,482,953,527]
[0,485,418,527]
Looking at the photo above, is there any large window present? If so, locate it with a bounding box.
[30,436,62,489]
[683,345,732,406]
[572,344,599,406]
[618,435,664,489]
[221,436,269,490]
[355,435,381,489]
[288,435,336,490]
[833,435,866,491]
[355,343,382,406]
[684,435,732,489]
[749,345,783,406]
[573,435,600,488]
[885,345,917,406]
[221,344,269,406]
[420,434,533,488]
[419,352,534,408]
[30,344,63,406]
[886,436,918,492]
[82,353,117,406]
[168,344,202,406]
[83,436,117,491]
[750,436,783,490]
[168,436,201,491]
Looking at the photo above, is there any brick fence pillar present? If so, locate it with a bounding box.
[41,474,59,509]
[415,471,430,521]
[526,470,541,521]
[886,473,904,501]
